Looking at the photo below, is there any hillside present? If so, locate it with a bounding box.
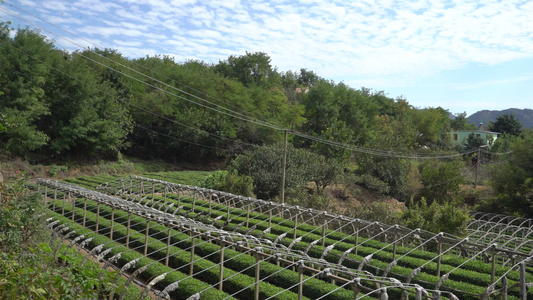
[468,108,533,128]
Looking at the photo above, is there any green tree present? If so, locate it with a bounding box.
[0,24,52,155]
[230,142,341,199]
[465,132,485,150]
[411,107,451,147]
[41,51,133,158]
[400,198,471,236]
[418,160,464,204]
[215,51,281,88]
[489,113,522,136]
[450,112,476,130]
[487,129,533,217]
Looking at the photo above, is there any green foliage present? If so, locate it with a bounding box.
[450,112,477,130]
[486,129,533,217]
[356,154,410,199]
[345,200,402,224]
[489,113,523,136]
[0,172,47,251]
[231,143,341,199]
[0,175,137,299]
[418,160,464,204]
[0,24,133,159]
[400,198,471,236]
[283,187,332,211]
[412,107,451,147]
[465,132,485,150]
[201,170,255,197]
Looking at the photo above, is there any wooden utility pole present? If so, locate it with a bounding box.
[281,130,288,204]
[474,145,487,188]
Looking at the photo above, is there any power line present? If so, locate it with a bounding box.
[3,1,264,123]
[0,5,493,160]
[1,39,254,154]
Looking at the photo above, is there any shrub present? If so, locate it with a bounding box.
[201,170,255,197]
[400,198,471,236]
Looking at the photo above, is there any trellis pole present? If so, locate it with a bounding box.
[490,245,497,284]
[109,208,115,239]
[246,203,251,228]
[95,202,100,232]
[520,262,526,300]
[144,219,150,256]
[61,192,67,216]
[502,275,508,300]
[321,214,327,247]
[82,199,87,227]
[219,237,226,291]
[436,233,443,277]
[126,212,131,247]
[71,195,75,221]
[254,248,262,300]
[281,129,288,205]
[298,261,304,300]
[165,226,171,267]
[190,230,196,276]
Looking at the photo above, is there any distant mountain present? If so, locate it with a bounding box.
[467,108,533,129]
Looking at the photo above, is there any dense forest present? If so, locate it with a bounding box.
[1,23,532,220]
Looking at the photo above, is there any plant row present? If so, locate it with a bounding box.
[51,200,384,300]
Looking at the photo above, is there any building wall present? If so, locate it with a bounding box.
[450,130,500,147]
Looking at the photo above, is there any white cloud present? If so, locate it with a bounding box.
[6,0,533,86]
[453,74,533,90]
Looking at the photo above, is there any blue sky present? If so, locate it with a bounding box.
[1,0,532,116]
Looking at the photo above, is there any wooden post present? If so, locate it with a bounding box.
[268,209,272,228]
[298,261,304,300]
[219,238,225,291]
[227,203,231,224]
[151,182,155,200]
[144,220,150,256]
[71,196,75,221]
[490,246,497,284]
[520,262,526,300]
[321,220,327,247]
[246,204,251,228]
[190,232,195,276]
[208,194,213,217]
[126,213,131,247]
[164,187,168,206]
[82,199,87,227]
[61,192,66,216]
[392,231,397,261]
[436,235,442,277]
[281,130,288,204]
[44,185,48,201]
[165,227,171,267]
[109,208,115,240]
[293,213,299,240]
[502,275,508,300]
[353,222,359,256]
[352,281,361,300]
[475,147,481,188]
[140,179,144,196]
[192,193,196,213]
[95,203,100,232]
[254,250,261,300]
[129,177,133,195]
[52,189,57,212]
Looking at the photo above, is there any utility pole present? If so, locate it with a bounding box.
[281,130,288,204]
[474,145,488,188]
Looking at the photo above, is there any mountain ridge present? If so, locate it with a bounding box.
[467,108,533,129]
